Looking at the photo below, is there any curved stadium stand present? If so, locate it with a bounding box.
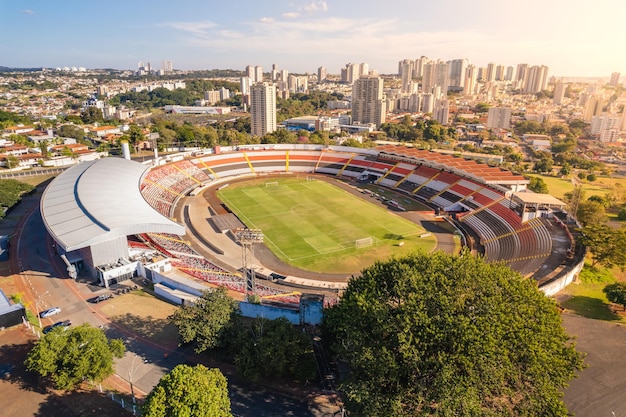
[139,145,566,290]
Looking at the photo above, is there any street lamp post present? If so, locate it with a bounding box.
[127,353,143,408]
[34,291,50,330]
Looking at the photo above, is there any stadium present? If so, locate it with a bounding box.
[40,144,585,316]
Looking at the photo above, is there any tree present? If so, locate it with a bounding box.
[58,124,86,141]
[24,323,125,390]
[5,154,19,169]
[527,176,549,193]
[142,364,232,417]
[80,106,104,124]
[230,317,316,382]
[618,207,626,221]
[578,224,626,269]
[603,283,626,311]
[586,173,597,182]
[559,163,572,176]
[169,286,239,353]
[576,200,607,226]
[533,153,553,173]
[322,251,584,417]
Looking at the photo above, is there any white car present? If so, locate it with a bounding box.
[39,307,61,318]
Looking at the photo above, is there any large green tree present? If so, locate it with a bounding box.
[142,364,232,417]
[527,176,549,193]
[24,323,125,390]
[169,286,239,353]
[603,282,626,310]
[322,251,584,416]
[576,200,607,226]
[578,224,626,269]
[230,317,316,382]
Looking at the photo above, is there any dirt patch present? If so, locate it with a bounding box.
[100,290,179,345]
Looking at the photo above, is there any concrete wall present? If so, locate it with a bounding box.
[239,302,300,324]
[540,256,585,297]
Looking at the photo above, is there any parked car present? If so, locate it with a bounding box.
[39,307,61,318]
[87,293,113,304]
[43,319,71,334]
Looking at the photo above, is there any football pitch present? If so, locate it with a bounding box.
[217,177,437,274]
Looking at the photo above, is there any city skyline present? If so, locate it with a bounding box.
[1,0,625,78]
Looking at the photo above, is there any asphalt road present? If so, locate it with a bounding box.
[11,202,338,416]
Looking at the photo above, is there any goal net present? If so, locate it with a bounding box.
[265,181,278,188]
[355,237,374,248]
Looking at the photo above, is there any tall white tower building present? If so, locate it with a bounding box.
[250,82,277,137]
[351,76,386,128]
[448,59,469,92]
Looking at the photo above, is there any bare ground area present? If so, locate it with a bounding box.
[99,290,179,346]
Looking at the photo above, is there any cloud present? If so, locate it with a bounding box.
[303,1,328,12]
[160,21,217,37]
[22,9,34,14]
[259,17,275,23]
[282,12,301,18]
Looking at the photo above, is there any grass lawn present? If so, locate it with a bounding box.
[560,264,626,322]
[560,282,621,321]
[14,174,56,187]
[218,177,437,274]
[526,173,624,200]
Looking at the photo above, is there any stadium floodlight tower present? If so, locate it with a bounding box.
[234,228,264,298]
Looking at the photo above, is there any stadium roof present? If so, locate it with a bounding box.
[375,145,528,186]
[41,158,185,252]
[511,192,566,207]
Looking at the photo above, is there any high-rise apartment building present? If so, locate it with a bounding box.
[495,64,506,81]
[553,81,566,105]
[487,107,512,129]
[433,99,450,125]
[204,90,221,104]
[463,65,477,96]
[505,66,515,81]
[318,66,327,82]
[219,87,230,101]
[245,65,255,80]
[421,93,434,114]
[583,95,602,122]
[399,59,413,93]
[590,115,620,135]
[485,63,496,82]
[610,72,621,87]
[448,59,469,92]
[523,65,549,93]
[250,82,276,137]
[422,60,449,96]
[341,63,367,84]
[162,60,173,73]
[254,66,263,83]
[516,64,528,82]
[351,76,386,128]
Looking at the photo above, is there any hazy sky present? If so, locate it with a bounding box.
[1,0,625,77]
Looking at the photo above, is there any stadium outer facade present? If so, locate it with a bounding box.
[40,157,184,287]
[40,144,584,297]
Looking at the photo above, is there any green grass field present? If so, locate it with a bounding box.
[526,173,624,200]
[217,177,437,274]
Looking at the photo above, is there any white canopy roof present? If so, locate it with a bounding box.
[41,158,185,252]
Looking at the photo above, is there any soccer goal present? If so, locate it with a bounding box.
[355,237,374,248]
[265,181,279,188]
